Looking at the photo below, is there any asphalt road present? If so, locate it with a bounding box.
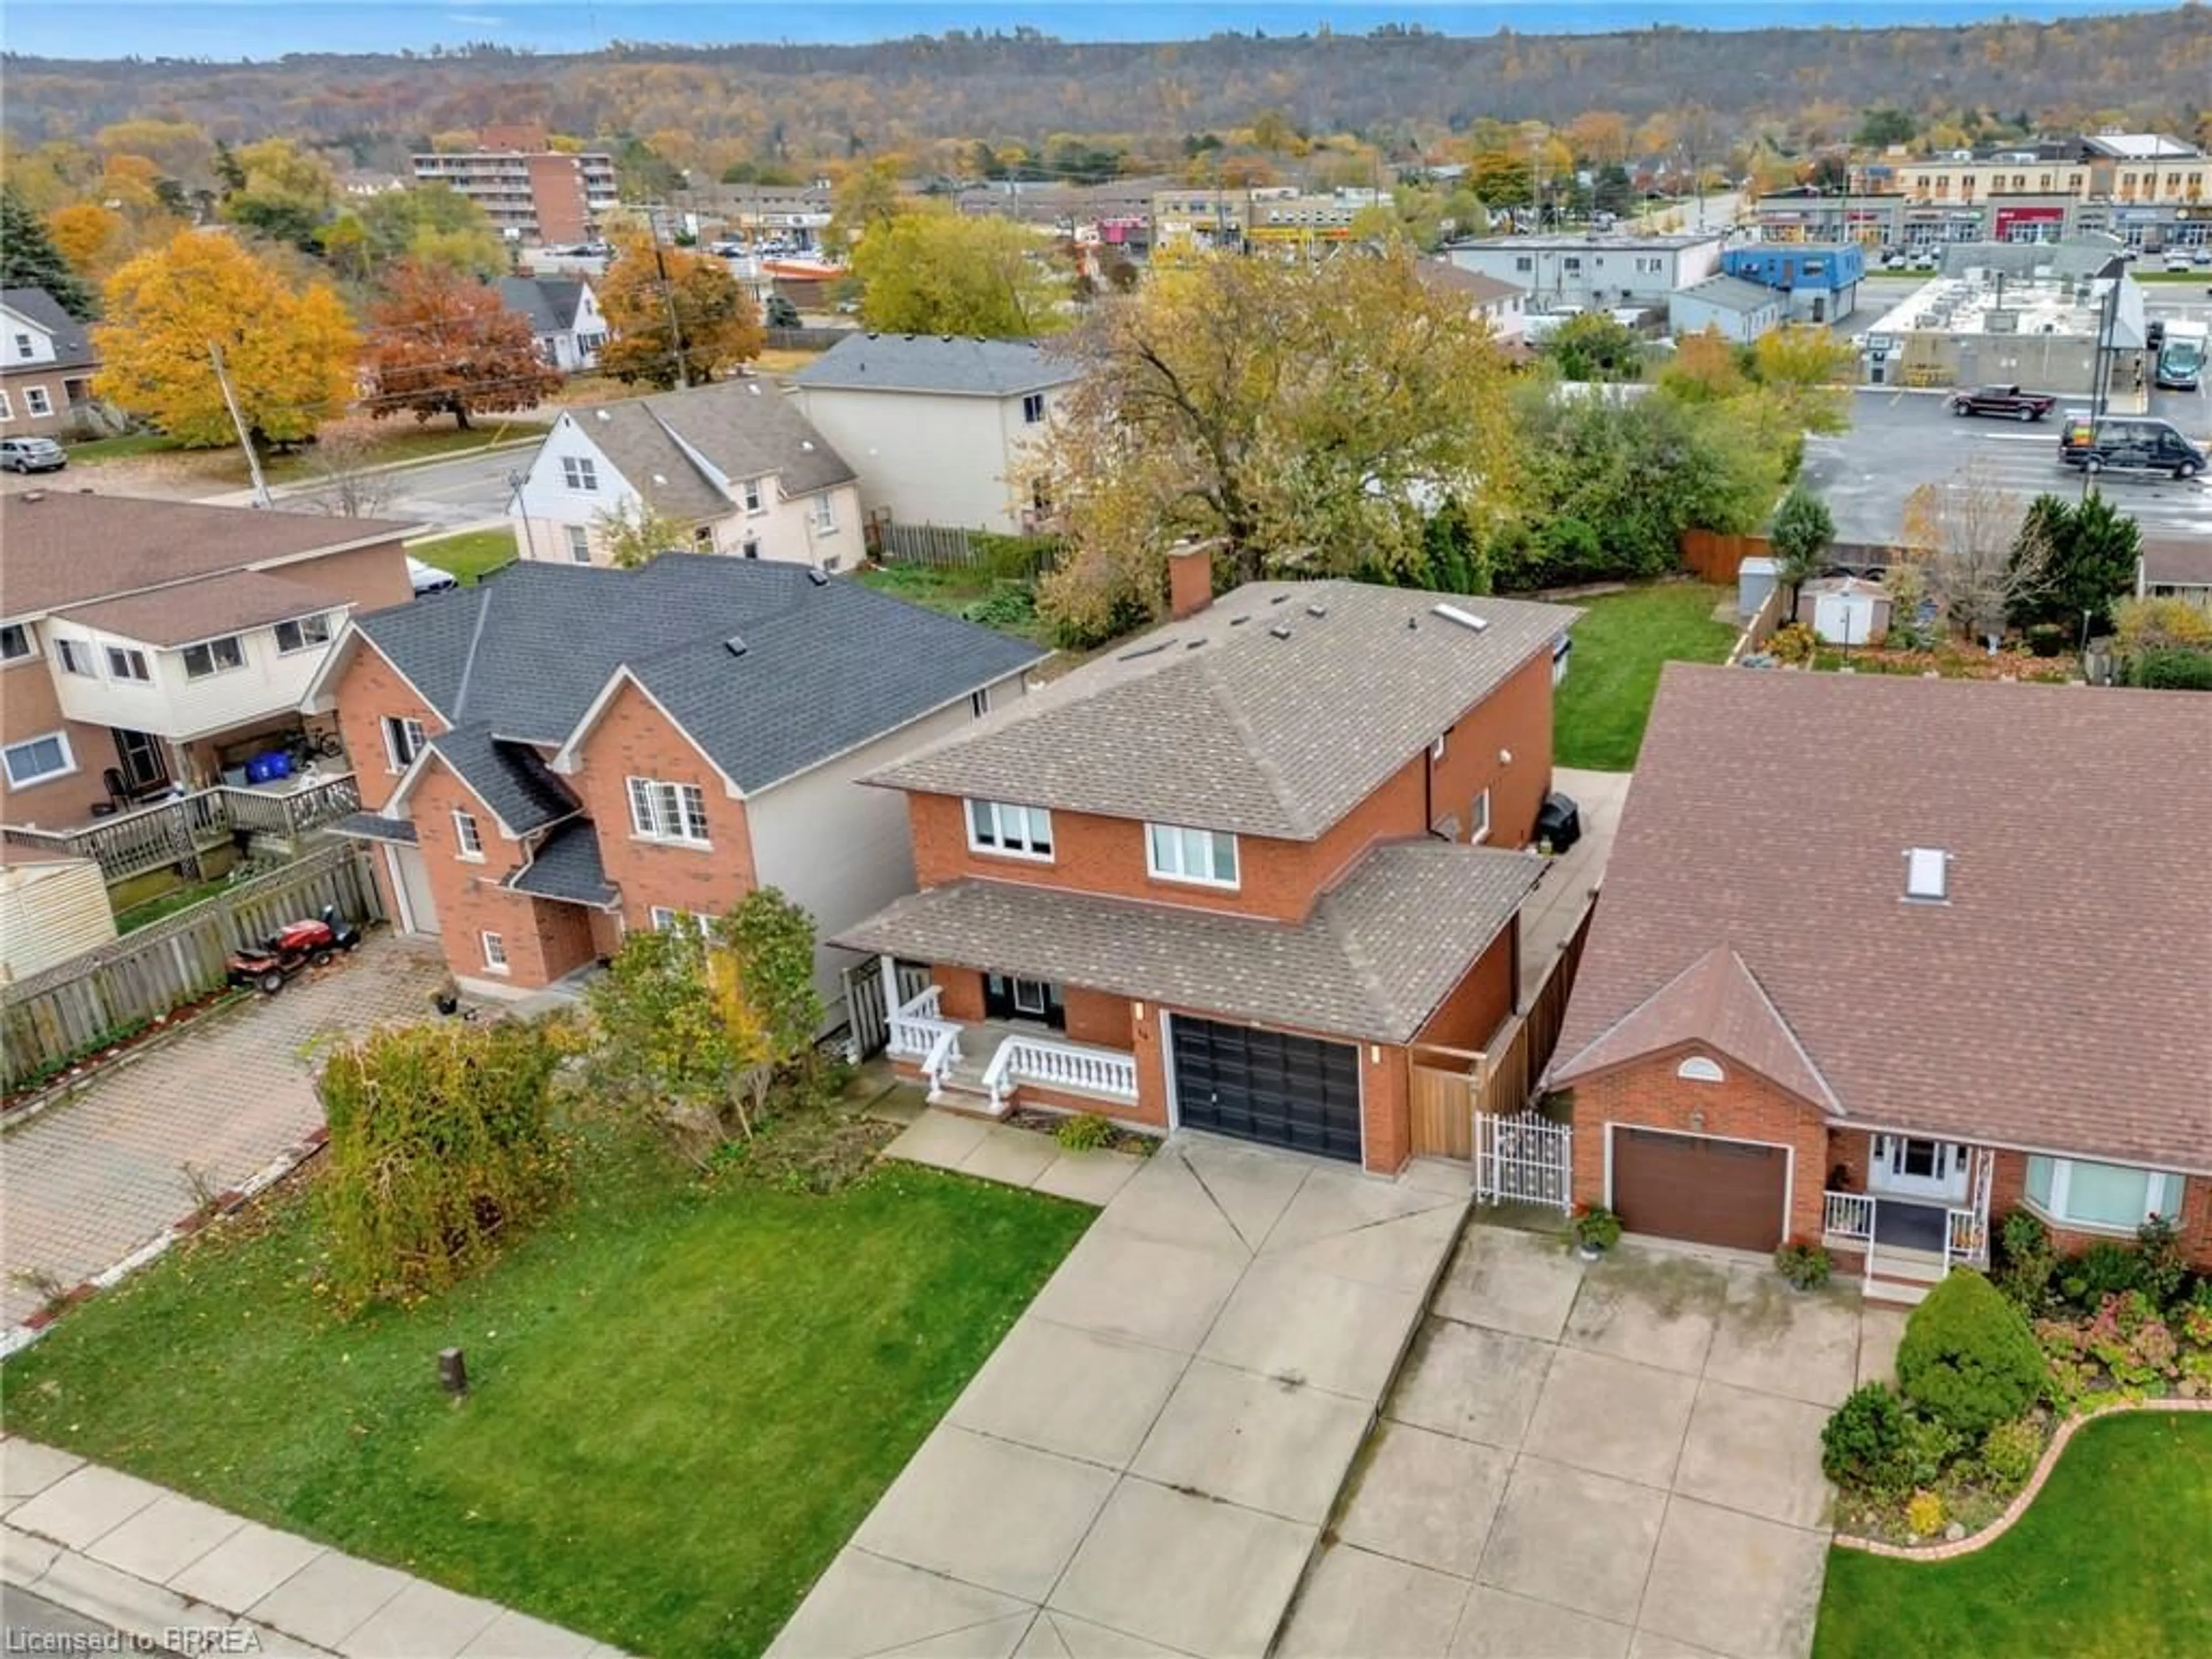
[1,1582,120,1641]
[1805,385,2212,548]
[272,442,528,533]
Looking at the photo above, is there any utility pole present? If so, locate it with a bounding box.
[208,340,272,507]
[652,237,691,389]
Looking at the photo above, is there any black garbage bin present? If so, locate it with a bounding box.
[1535,791,1582,854]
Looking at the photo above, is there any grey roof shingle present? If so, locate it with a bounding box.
[791,333,1082,397]
[1548,665,2212,1173]
[2141,537,2212,589]
[873,582,1580,840]
[351,556,1044,794]
[566,380,854,522]
[1,288,97,372]
[330,812,416,844]
[834,842,1540,1044]
[58,569,346,646]
[426,724,577,834]
[507,820,618,907]
[496,275,586,336]
[1672,274,1783,316]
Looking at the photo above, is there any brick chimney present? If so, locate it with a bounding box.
[1166,539,1218,621]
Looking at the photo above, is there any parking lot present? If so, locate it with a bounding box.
[1804,384,2212,548]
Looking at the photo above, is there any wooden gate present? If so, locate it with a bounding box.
[1410,1059,1478,1159]
[1474,1111,1575,1211]
[842,956,933,1059]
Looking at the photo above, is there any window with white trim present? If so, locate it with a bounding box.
[383,715,427,771]
[969,687,991,719]
[561,455,597,491]
[0,623,31,661]
[55,638,96,677]
[3,730,74,786]
[650,906,711,937]
[627,777,710,844]
[2025,1157,2185,1233]
[481,931,509,973]
[274,613,333,654]
[24,387,52,417]
[0,389,13,419]
[565,524,592,563]
[181,635,245,679]
[1021,392,1047,425]
[453,810,484,860]
[105,645,150,682]
[12,334,31,359]
[811,494,835,532]
[1471,787,1492,844]
[1146,822,1238,888]
[967,798,1054,859]
[743,478,764,514]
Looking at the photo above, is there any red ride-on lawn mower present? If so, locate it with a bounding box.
[226,906,363,995]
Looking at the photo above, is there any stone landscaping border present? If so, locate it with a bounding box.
[1833,1398,2212,1561]
[0,1128,328,1361]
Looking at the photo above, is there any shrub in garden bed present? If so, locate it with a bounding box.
[1897,1270,2046,1438]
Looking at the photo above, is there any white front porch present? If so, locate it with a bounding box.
[1824,1136,1994,1300]
[885,981,1139,1118]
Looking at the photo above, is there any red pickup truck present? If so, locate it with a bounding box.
[1948,385,2057,421]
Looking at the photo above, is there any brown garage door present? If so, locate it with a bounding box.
[1611,1128,1787,1252]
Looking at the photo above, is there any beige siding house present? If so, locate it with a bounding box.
[790,335,1082,535]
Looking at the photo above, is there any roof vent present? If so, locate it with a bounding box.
[1305,603,1327,619]
[1271,593,1291,605]
[724,635,749,657]
[1116,641,1171,661]
[1229,615,1251,627]
[1432,603,1490,632]
[1905,847,1949,903]
[1184,637,1207,651]
[806,567,830,586]
[1268,623,1293,641]
[747,381,762,396]
[651,472,668,484]
[866,332,879,340]
[800,438,815,450]
[594,408,612,421]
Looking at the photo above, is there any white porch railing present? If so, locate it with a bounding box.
[981,1034,1139,1111]
[886,986,963,1092]
[1824,1190,1876,1244]
[920,1026,962,1096]
[1945,1146,1995,1271]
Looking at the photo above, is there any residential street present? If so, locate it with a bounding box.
[206,443,532,532]
[0,935,448,1330]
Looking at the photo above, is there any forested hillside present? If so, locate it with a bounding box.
[4,10,2207,172]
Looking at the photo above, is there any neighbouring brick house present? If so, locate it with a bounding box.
[309,555,1041,1020]
[1,288,104,438]
[1548,665,2212,1294]
[1,493,413,835]
[836,545,1581,1175]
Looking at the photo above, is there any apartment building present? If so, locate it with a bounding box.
[410,124,619,247]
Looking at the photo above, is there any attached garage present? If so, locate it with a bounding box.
[1608,1127,1789,1252]
[1169,1014,1362,1163]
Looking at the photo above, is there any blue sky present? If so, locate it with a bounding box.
[5,2,2170,61]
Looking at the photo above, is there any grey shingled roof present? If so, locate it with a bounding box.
[1673,274,1783,316]
[1548,665,2212,1173]
[497,276,586,336]
[331,812,416,844]
[791,332,1082,397]
[350,556,1044,795]
[566,380,854,522]
[873,581,1580,841]
[1,288,97,372]
[508,821,617,907]
[425,724,577,834]
[58,569,346,647]
[835,842,1540,1044]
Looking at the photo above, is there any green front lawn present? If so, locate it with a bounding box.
[1552,581,1737,771]
[411,527,520,585]
[1814,1412,2212,1659]
[65,432,185,463]
[0,1137,1092,1658]
[261,419,547,484]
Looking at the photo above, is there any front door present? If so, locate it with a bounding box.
[113,729,170,791]
[983,974,1065,1030]
[1869,1135,1969,1202]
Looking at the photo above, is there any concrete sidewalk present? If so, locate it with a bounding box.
[1,1438,622,1658]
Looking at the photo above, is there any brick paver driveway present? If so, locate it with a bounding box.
[1,935,448,1327]
[1279,1225,1910,1659]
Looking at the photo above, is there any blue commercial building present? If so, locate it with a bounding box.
[1720,244,1865,324]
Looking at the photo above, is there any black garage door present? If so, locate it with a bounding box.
[1170,1015,1362,1162]
[1611,1128,1789,1252]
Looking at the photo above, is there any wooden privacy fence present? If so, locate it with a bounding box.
[840,955,934,1060]
[0,842,385,1091]
[1680,528,1770,584]
[1408,906,1593,1161]
[876,522,983,568]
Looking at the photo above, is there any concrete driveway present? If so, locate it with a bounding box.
[769,1138,1468,1659]
[1,934,449,1328]
[1278,1226,1907,1659]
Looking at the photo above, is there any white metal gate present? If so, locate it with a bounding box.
[1474,1111,1575,1212]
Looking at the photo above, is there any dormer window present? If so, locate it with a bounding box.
[1905,847,1949,903]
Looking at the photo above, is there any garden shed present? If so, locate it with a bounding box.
[0,849,116,983]
[1797,576,1893,646]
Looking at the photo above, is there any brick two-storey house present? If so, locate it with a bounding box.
[310,555,1041,1021]
[838,546,1580,1174]
[1549,665,2212,1291]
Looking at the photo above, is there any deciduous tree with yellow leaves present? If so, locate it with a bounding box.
[93,230,359,447]
[596,235,763,389]
[850,208,1071,338]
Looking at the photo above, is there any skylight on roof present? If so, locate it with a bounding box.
[1432,603,1490,633]
[1905,847,1948,902]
